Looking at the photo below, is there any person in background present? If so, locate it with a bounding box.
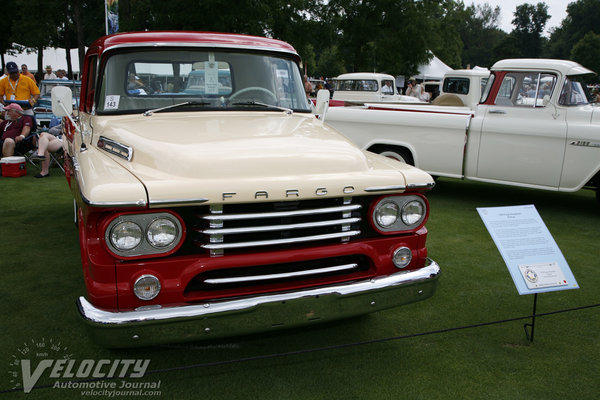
[56,69,68,80]
[43,65,57,80]
[20,64,36,82]
[382,80,394,94]
[405,79,423,98]
[303,75,313,98]
[31,130,63,178]
[0,62,40,124]
[0,103,35,157]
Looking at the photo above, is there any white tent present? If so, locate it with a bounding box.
[416,53,452,81]
[4,44,83,74]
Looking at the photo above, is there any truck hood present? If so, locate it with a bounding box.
[84,112,432,205]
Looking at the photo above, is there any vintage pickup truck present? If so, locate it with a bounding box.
[320,59,600,200]
[51,31,440,347]
[332,72,422,103]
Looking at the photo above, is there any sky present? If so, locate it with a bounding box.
[467,0,570,36]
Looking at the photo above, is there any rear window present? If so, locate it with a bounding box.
[333,79,378,92]
[443,77,470,95]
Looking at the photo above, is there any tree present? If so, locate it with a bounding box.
[315,46,346,78]
[457,3,506,68]
[510,2,549,58]
[570,31,600,77]
[547,0,600,59]
[325,0,464,77]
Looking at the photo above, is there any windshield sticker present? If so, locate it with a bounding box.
[204,62,219,95]
[104,95,120,110]
[276,69,289,79]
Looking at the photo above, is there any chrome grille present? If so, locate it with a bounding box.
[194,197,362,256]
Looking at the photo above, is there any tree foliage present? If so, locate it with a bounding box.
[510,2,549,58]
[0,0,598,81]
[548,0,600,59]
[570,31,600,75]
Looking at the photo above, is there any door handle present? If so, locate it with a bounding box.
[488,109,506,114]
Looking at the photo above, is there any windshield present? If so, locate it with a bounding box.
[97,49,311,113]
[40,81,81,99]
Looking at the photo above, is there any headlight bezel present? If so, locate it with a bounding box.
[370,194,428,234]
[104,211,185,259]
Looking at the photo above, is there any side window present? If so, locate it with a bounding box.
[495,75,516,106]
[381,80,394,94]
[84,55,97,112]
[497,72,557,108]
[558,77,589,106]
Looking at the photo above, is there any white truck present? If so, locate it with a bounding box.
[318,59,600,200]
[331,72,422,103]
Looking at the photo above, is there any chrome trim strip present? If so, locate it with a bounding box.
[103,42,299,57]
[80,194,147,208]
[149,198,209,207]
[202,204,361,221]
[406,182,436,190]
[97,136,133,161]
[202,230,361,249]
[201,217,361,235]
[79,259,440,325]
[204,263,359,284]
[364,185,406,192]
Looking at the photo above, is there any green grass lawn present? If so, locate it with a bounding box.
[1,166,599,399]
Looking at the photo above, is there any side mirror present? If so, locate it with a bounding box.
[314,89,330,119]
[51,86,73,117]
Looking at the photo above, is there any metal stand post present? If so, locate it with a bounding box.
[523,293,538,342]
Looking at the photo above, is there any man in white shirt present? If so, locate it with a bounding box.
[44,65,57,80]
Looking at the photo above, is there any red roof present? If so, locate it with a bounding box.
[88,31,299,58]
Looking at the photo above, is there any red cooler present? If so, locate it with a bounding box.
[1,156,27,177]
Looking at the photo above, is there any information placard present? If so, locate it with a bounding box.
[477,205,578,295]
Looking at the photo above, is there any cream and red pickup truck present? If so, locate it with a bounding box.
[320,59,600,200]
[51,31,440,347]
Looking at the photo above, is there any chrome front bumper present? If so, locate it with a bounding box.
[78,258,440,348]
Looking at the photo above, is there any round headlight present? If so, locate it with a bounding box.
[133,275,161,300]
[401,200,425,225]
[375,201,400,228]
[393,247,412,269]
[110,221,143,250]
[147,218,178,248]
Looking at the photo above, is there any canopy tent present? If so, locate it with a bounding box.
[3,44,83,74]
[416,53,452,81]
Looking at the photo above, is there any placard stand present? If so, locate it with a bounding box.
[523,293,538,342]
[477,205,579,344]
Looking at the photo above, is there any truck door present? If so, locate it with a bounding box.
[477,71,566,188]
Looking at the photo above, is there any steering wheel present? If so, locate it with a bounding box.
[229,86,277,104]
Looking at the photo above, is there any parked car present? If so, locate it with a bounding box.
[34,79,81,127]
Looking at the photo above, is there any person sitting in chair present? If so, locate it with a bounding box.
[0,103,35,157]
[31,130,63,178]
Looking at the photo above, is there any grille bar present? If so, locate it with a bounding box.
[201,217,361,235]
[202,230,361,250]
[201,204,362,221]
[204,263,359,285]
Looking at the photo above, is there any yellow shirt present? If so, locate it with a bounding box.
[0,75,40,101]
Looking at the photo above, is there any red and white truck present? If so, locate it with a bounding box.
[52,31,440,347]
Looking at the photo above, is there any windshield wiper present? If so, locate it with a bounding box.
[231,101,292,114]
[143,101,209,116]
